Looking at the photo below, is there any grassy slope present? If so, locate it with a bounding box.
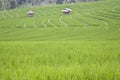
[0,0,120,80]
[0,0,120,41]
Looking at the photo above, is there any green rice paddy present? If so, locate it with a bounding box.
[0,0,120,80]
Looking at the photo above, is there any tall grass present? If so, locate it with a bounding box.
[0,41,120,80]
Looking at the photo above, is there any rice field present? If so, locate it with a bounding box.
[0,41,120,80]
[0,0,120,80]
[0,0,120,40]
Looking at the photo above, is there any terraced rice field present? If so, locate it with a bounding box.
[0,0,120,80]
[0,0,120,40]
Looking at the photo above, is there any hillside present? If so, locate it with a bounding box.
[0,0,120,41]
[0,0,120,80]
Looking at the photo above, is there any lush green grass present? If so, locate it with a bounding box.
[0,0,120,80]
[0,41,120,80]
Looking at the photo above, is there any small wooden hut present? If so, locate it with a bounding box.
[61,8,72,15]
[27,10,34,17]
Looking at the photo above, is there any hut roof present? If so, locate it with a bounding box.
[27,10,34,14]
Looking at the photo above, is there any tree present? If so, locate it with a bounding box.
[64,0,68,3]
[56,0,63,4]
[70,0,75,3]
[0,1,2,10]
[10,0,17,9]
[17,0,23,5]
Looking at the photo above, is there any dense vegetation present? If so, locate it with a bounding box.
[0,0,120,80]
[0,41,120,80]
